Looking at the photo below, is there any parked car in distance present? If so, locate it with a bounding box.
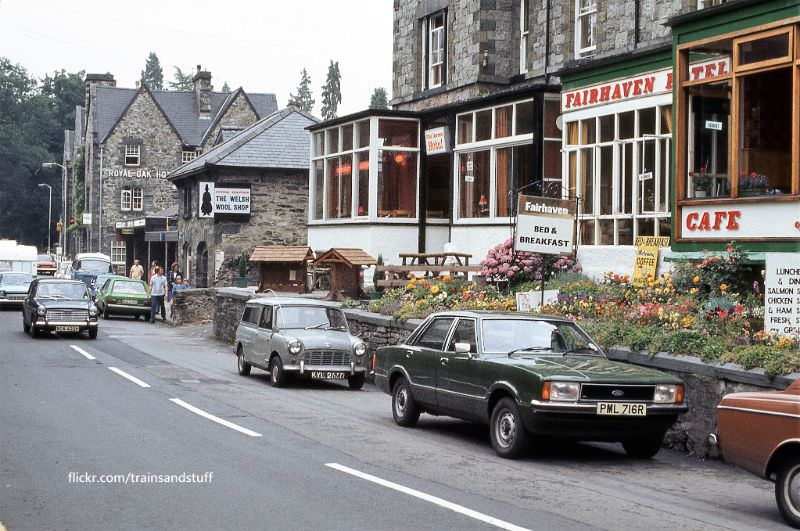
[234,298,369,389]
[90,273,128,299]
[714,378,800,528]
[54,261,73,279]
[36,254,57,276]
[0,271,34,306]
[22,278,99,339]
[71,252,113,288]
[95,278,151,320]
[374,311,688,459]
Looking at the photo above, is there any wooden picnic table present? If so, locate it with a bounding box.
[376,252,482,288]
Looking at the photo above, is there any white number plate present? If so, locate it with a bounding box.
[122,299,137,305]
[55,325,80,332]
[310,371,346,380]
[596,402,647,416]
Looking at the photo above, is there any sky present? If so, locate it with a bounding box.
[0,0,393,116]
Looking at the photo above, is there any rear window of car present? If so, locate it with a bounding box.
[414,317,455,350]
[0,273,32,284]
[241,306,262,325]
[112,282,146,295]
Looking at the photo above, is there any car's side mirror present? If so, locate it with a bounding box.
[454,342,472,355]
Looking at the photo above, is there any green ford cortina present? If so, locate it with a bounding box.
[374,311,687,459]
[95,278,151,320]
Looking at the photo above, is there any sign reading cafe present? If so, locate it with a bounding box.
[198,182,251,218]
[515,195,576,256]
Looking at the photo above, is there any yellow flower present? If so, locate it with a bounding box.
[720,283,728,291]
[690,287,698,294]
[405,282,415,290]
[693,276,700,283]
[416,299,425,306]
[431,285,440,294]
[407,274,415,280]
[442,274,451,282]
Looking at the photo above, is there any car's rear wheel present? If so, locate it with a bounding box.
[776,455,800,528]
[102,306,109,319]
[490,397,530,459]
[88,328,98,340]
[622,436,663,459]
[145,312,151,321]
[237,346,251,376]
[391,377,420,427]
[269,356,285,387]
[347,373,366,390]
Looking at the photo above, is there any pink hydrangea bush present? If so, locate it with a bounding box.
[480,239,581,284]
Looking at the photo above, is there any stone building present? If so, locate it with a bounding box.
[78,67,277,273]
[168,107,317,287]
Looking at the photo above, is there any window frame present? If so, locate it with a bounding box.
[110,241,126,267]
[124,145,140,167]
[574,0,598,58]
[422,10,447,90]
[131,187,143,211]
[182,150,199,164]
[120,188,132,211]
[520,0,529,74]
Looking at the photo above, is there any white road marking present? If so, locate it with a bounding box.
[70,345,96,360]
[325,463,531,531]
[169,398,262,437]
[108,367,151,388]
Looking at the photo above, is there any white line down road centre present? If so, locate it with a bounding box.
[168,398,262,437]
[108,367,152,388]
[69,345,96,360]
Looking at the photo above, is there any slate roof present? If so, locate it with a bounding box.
[250,245,314,263]
[93,85,278,147]
[168,107,319,181]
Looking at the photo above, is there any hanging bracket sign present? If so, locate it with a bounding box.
[515,195,576,256]
[424,127,450,155]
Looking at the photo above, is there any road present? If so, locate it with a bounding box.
[0,308,788,531]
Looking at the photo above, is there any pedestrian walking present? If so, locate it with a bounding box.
[149,266,168,323]
[129,259,144,280]
[167,262,182,291]
[149,261,159,281]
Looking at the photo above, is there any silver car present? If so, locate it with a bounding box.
[234,298,368,389]
[0,272,33,306]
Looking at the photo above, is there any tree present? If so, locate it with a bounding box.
[320,61,341,120]
[288,69,314,113]
[169,66,194,91]
[221,82,231,93]
[140,52,164,90]
[369,87,389,110]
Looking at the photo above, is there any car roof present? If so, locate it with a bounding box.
[74,253,111,261]
[246,296,341,308]
[33,278,86,285]
[425,310,574,322]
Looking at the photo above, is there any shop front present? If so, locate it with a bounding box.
[669,0,800,256]
[113,207,178,275]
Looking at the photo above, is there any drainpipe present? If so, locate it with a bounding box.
[634,0,640,48]
[98,145,104,252]
[544,0,551,84]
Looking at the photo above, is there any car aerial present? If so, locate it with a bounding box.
[234,297,369,389]
[95,278,151,320]
[22,278,99,339]
[35,254,57,276]
[713,378,800,528]
[0,271,34,306]
[71,252,114,289]
[90,273,128,299]
[374,311,688,459]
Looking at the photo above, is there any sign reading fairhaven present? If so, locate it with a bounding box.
[198,182,251,218]
[515,195,576,255]
[764,253,800,336]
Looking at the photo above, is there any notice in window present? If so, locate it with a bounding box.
[764,253,800,336]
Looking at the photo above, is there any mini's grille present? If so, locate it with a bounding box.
[304,349,351,366]
[580,384,655,401]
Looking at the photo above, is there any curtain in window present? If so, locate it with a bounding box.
[495,113,512,216]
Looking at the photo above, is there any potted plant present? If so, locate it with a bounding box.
[235,254,249,288]
[692,172,712,198]
[738,172,768,197]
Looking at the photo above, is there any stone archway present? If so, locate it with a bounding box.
[196,241,208,288]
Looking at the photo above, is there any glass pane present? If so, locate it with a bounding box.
[326,128,339,154]
[579,219,595,245]
[357,120,370,148]
[658,218,671,239]
[426,155,450,218]
[495,106,512,138]
[356,152,369,216]
[579,11,596,50]
[581,119,595,145]
[599,219,614,245]
[514,144,534,195]
[738,68,791,196]
[313,133,324,157]
[566,121,579,145]
[567,151,577,199]
[618,219,633,245]
[326,155,352,218]
[580,148,593,214]
[599,115,614,142]
[639,108,655,136]
[620,142,633,214]
[459,150,491,218]
[542,140,561,184]
[457,114,473,144]
[599,146,613,215]
[659,106,673,135]
[639,141,656,213]
[658,140,669,212]
[515,100,534,135]
[688,80,731,198]
[496,147,512,217]
[313,160,324,220]
[738,32,789,66]
[378,151,417,218]
[378,120,418,147]
[475,110,492,141]
[342,124,353,152]
[619,111,634,139]
[637,218,655,237]
[543,99,560,138]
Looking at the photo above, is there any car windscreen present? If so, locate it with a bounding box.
[481,319,595,354]
[79,259,112,273]
[37,255,53,262]
[0,273,32,284]
[35,283,89,300]
[275,306,346,330]
[112,282,146,295]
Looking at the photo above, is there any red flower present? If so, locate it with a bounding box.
[726,245,733,253]
[718,309,728,318]
[734,304,744,313]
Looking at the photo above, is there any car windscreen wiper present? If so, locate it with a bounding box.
[507,346,551,357]
[561,345,603,357]
[305,322,330,330]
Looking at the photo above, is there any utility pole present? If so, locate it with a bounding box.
[42,162,67,258]
[37,183,52,254]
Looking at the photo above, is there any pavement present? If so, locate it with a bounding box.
[0,308,789,531]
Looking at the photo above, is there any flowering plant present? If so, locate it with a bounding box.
[480,239,581,285]
[738,172,768,190]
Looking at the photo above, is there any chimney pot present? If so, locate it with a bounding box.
[197,65,202,72]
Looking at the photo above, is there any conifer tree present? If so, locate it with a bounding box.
[140,52,164,90]
[369,87,389,109]
[288,69,314,113]
[320,61,341,120]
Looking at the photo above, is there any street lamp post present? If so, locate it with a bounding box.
[42,162,67,258]
[37,183,53,255]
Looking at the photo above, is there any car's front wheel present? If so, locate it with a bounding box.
[622,436,663,459]
[347,373,366,390]
[29,321,38,338]
[269,356,285,387]
[23,316,29,334]
[490,397,530,459]
[88,328,98,340]
[391,377,420,427]
[102,305,109,319]
[237,346,251,376]
[776,455,800,528]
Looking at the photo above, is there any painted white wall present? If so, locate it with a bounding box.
[449,225,515,262]
[577,245,672,280]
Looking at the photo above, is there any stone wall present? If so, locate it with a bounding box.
[201,92,259,151]
[171,288,216,325]
[212,288,263,343]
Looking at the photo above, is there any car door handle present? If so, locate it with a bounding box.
[440,357,449,366]
[405,350,414,358]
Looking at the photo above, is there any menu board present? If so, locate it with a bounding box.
[764,253,800,336]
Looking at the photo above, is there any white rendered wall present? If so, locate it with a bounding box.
[577,245,672,280]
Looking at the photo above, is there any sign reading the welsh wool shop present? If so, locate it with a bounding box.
[515,195,576,256]
[764,253,800,336]
[198,182,250,218]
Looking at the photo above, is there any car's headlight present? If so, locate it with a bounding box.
[354,342,367,357]
[288,339,302,354]
[0,290,6,298]
[542,381,580,401]
[89,305,99,317]
[37,307,47,315]
[654,384,683,404]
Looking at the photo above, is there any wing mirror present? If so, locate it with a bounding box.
[454,342,475,359]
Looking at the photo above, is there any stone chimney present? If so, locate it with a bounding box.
[84,73,116,112]
[192,65,213,118]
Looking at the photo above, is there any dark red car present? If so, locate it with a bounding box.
[715,377,800,528]
[36,254,57,276]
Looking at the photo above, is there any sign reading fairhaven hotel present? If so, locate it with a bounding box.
[515,195,576,256]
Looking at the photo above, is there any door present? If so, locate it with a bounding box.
[252,306,274,367]
[196,242,208,288]
[404,317,455,409]
[238,305,261,363]
[437,319,486,420]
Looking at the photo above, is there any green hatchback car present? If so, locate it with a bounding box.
[374,311,688,459]
[95,278,151,320]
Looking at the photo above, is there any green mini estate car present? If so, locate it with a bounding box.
[95,278,151,320]
[374,311,688,459]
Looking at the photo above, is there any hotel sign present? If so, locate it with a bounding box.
[515,195,576,256]
[424,127,450,155]
[198,182,251,218]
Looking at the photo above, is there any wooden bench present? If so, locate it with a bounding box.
[375,252,482,288]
